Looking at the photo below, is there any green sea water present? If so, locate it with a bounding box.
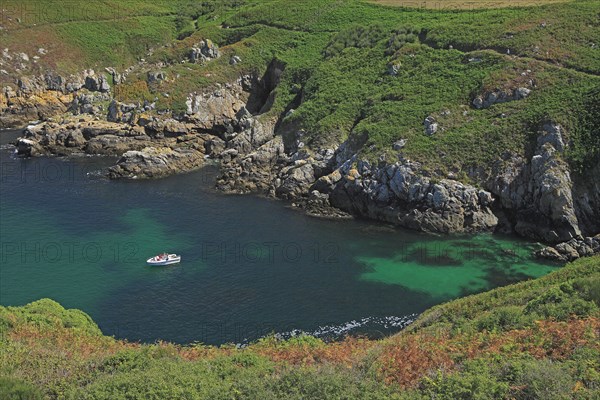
[0,130,559,344]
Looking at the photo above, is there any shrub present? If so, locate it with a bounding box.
[0,377,43,400]
[573,275,600,307]
[568,347,600,390]
[525,286,597,320]
[568,87,600,173]
[385,27,421,56]
[420,368,510,400]
[474,306,528,332]
[323,25,387,58]
[509,359,576,400]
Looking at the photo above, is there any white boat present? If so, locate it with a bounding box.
[147,253,181,266]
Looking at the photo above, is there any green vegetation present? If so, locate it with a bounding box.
[409,254,600,333]
[3,0,599,177]
[1,256,598,399]
[2,2,599,397]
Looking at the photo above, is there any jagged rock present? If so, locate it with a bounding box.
[17,77,36,93]
[535,236,600,262]
[85,135,144,155]
[65,130,86,147]
[45,73,65,91]
[71,92,110,115]
[277,162,316,199]
[1,88,71,128]
[326,157,498,234]
[189,39,220,63]
[99,75,110,92]
[65,75,84,92]
[387,63,401,76]
[485,122,586,243]
[185,80,247,131]
[220,148,239,163]
[15,118,152,156]
[472,87,532,109]
[107,100,138,123]
[105,67,124,85]
[537,122,565,152]
[205,137,226,156]
[424,116,437,135]
[148,71,166,83]
[312,170,343,194]
[217,136,285,194]
[145,118,191,137]
[84,71,110,92]
[108,146,205,179]
[301,190,352,219]
[16,138,42,157]
[230,55,242,65]
[3,86,16,98]
[392,139,407,151]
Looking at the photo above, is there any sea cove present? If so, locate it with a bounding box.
[0,129,557,345]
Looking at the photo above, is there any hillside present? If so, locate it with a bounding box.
[2,0,599,255]
[2,2,599,398]
[1,256,598,399]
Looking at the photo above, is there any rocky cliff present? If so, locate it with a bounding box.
[4,45,599,259]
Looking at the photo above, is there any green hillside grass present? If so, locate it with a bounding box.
[1,256,598,399]
[3,1,599,177]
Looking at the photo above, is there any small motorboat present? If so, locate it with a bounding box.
[147,253,181,266]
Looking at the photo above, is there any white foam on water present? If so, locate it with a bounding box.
[237,314,418,346]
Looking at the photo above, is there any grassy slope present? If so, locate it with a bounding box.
[370,0,573,9]
[1,256,598,399]
[0,0,236,77]
[2,0,599,175]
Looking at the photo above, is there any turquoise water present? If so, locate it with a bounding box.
[0,129,558,344]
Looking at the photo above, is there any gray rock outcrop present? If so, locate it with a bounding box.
[485,122,583,243]
[472,87,531,109]
[535,235,600,262]
[108,145,205,179]
[189,40,220,63]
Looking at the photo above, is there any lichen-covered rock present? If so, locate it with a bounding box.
[472,87,531,109]
[189,39,220,63]
[535,235,600,261]
[108,146,205,179]
[328,159,498,234]
[107,100,139,123]
[485,122,583,243]
[185,80,248,132]
[0,90,71,128]
[424,116,438,135]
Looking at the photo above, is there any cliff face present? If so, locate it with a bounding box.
[214,106,599,249]
[7,70,600,256]
[2,0,599,256]
[483,122,597,244]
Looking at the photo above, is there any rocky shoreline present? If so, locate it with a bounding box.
[3,47,599,262]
